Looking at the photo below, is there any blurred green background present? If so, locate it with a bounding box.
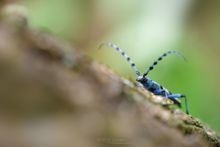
[23,0,220,131]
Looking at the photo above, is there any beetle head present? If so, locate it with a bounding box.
[136,76,148,84]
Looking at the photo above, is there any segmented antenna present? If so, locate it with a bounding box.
[99,42,141,76]
[143,50,187,77]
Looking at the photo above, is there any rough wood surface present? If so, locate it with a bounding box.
[0,7,220,147]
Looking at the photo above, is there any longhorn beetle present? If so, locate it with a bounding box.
[99,42,189,114]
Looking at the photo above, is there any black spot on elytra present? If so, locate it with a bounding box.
[131,63,135,67]
[121,52,125,55]
[158,57,162,60]
[149,87,156,92]
[153,62,157,65]
[127,57,130,61]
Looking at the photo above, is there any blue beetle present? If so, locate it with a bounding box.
[99,42,189,114]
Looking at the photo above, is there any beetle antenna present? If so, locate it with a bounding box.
[143,50,187,77]
[99,42,141,76]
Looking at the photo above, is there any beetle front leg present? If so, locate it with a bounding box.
[168,94,189,114]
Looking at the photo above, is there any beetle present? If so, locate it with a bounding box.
[99,42,189,114]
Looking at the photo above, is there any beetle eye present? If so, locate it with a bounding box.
[141,78,148,83]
